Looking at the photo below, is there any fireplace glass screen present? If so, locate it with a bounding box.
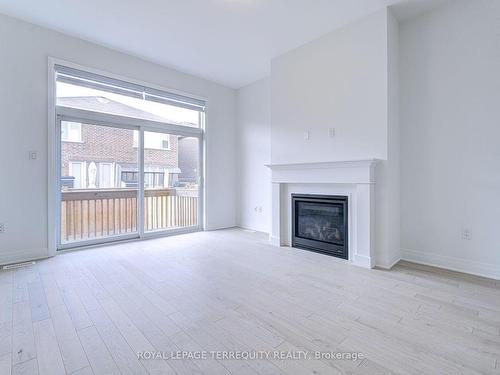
[296,202,345,245]
[292,194,348,259]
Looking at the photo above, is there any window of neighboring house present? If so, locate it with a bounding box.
[99,163,115,188]
[69,161,86,189]
[61,121,82,142]
[133,131,170,150]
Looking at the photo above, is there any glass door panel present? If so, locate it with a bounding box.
[59,120,139,245]
[143,130,200,232]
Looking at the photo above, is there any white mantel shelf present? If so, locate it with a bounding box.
[265,159,378,169]
[266,159,379,269]
[265,159,379,185]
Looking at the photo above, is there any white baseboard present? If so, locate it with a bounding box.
[237,225,270,235]
[376,256,401,270]
[205,224,238,231]
[401,248,500,281]
[0,248,50,266]
[237,222,270,235]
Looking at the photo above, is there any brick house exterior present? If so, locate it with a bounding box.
[59,96,195,189]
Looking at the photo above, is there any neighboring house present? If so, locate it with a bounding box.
[59,96,196,189]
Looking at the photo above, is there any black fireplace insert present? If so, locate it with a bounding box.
[292,194,348,259]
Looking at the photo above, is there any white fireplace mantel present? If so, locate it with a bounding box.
[265,159,379,268]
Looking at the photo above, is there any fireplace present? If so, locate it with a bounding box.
[292,194,348,259]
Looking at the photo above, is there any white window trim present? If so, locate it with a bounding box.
[161,138,170,151]
[48,57,207,256]
[61,121,83,143]
[99,162,115,188]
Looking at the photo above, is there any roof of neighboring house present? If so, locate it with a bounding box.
[57,96,188,125]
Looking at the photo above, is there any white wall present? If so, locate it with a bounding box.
[270,9,388,165]
[235,78,271,233]
[400,0,500,279]
[266,8,400,267]
[376,8,401,268]
[0,14,236,264]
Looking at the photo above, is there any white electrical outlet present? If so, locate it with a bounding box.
[0,223,4,233]
[29,151,37,160]
[328,128,335,138]
[461,228,472,241]
[304,130,310,140]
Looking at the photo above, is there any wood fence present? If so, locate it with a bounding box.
[61,188,198,243]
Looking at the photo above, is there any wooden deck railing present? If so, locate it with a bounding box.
[144,188,198,232]
[61,188,198,243]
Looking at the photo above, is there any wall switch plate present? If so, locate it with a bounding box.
[0,223,4,233]
[329,128,335,138]
[461,228,472,240]
[304,131,310,140]
[29,151,37,160]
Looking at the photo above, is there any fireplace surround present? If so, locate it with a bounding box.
[292,194,348,259]
[266,159,378,268]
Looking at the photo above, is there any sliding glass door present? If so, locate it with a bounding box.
[59,120,140,246]
[143,130,200,233]
[57,116,203,249]
[54,64,205,250]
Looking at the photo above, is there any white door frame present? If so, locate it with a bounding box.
[48,58,206,255]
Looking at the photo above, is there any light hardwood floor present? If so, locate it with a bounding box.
[1,228,499,375]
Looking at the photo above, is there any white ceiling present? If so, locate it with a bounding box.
[0,0,445,88]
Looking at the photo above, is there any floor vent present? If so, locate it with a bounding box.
[3,261,36,270]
